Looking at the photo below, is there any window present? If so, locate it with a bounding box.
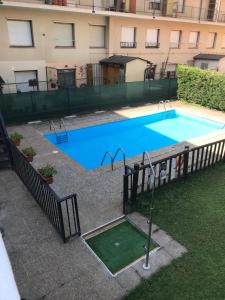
[145,29,160,48]
[149,0,161,10]
[200,63,208,69]
[177,0,185,13]
[188,31,200,48]
[121,27,136,48]
[7,20,33,47]
[170,30,181,48]
[207,32,217,48]
[14,71,38,93]
[221,34,225,48]
[89,25,105,48]
[54,23,74,47]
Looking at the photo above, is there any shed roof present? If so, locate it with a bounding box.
[100,55,150,65]
[193,53,225,61]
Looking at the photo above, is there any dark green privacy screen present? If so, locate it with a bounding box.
[0,79,177,124]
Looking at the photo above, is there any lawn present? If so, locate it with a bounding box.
[124,162,225,300]
[86,220,156,274]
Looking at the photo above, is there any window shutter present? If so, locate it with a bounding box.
[189,31,199,47]
[146,29,158,44]
[54,23,74,47]
[121,27,135,43]
[207,32,216,48]
[170,31,180,48]
[7,20,33,46]
[222,34,225,48]
[89,25,105,48]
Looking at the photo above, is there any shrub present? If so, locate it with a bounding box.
[22,147,36,157]
[10,132,23,141]
[38,164,57,178]
[177,65,225,111]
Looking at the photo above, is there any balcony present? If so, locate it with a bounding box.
[137,1,225,24]
[15,0,127,12]
[120,42,137,48]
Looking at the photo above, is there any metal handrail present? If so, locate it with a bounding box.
[101,151,114,170]
[142,151,157,178]
[165,100,172,110]
[113,148,126,167]
[49,119,68,143]
[158,100,165,111]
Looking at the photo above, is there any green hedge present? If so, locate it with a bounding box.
[177,65,225,110]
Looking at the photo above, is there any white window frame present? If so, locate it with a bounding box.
[207,32,217,49]
[145,28,160,48]
[7,19,34,47]
[54,22,75,48]
[188,31,200,48]
[170,30,181,48]
[89,25,106,49]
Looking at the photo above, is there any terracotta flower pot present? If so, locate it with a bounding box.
[23,154,34,162]
[11,139,20,146]
[38,170,53,184]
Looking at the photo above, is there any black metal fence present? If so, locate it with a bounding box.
[10,141,81,242]
[123,138,225,214]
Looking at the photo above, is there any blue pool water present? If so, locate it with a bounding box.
[45,110,224,170]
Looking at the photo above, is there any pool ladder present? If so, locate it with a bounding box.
[158,100,172,111]
[101,148,126,171]
[49,119,69,144]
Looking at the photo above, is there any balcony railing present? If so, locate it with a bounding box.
[120,42,137,48]
[139,1,225,24]
[8,0,225,24]
[145,42,160,48]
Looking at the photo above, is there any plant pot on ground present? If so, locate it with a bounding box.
[38,164,57,184]
[10,132,23,146]
[22,147,36,162]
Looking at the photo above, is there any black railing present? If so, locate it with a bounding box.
[145,42,160,48]
[10,141,81,242]
[120,42,137,48]
[123,138,225,214]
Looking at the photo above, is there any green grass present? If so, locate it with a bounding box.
[124,162,225,300]
[86,220,156,274]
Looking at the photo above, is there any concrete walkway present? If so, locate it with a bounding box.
[0,169,187,300]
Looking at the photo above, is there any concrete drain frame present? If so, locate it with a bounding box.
[81,215,160,277]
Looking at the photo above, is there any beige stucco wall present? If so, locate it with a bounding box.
[0,60,47,93]
[108,16,225,74]
[0,6,108,84]
[125,59,148,82]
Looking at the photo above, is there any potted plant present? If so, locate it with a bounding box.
[10,132,23,146]
[38,164,57,184]
[22,147,36,162]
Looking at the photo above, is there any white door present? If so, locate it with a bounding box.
[14,71,37,93]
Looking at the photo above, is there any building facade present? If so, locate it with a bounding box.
[1,0,225,92]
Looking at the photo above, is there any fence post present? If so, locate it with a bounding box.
[183,146,190,178]
[123,165,129,214]
[74,195,81,236]
[167,77,171,99]
[66,87,71,115]
[57,202,66,243]
[131,163,140,204]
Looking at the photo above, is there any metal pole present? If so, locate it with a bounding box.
[143,170,155,270]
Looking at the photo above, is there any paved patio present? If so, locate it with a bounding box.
[1,101,225,299]
[0,169,187,300]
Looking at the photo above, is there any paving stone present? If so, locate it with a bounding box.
[164,239,188,259]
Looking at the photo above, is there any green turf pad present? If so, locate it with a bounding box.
[86,220,156,274]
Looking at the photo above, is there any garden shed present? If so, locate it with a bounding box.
[99,55,151,84]
[193,53,225,72]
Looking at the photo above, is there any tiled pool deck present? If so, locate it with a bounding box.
[1,101,225,299]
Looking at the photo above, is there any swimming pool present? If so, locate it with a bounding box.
[45,110,224,170]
